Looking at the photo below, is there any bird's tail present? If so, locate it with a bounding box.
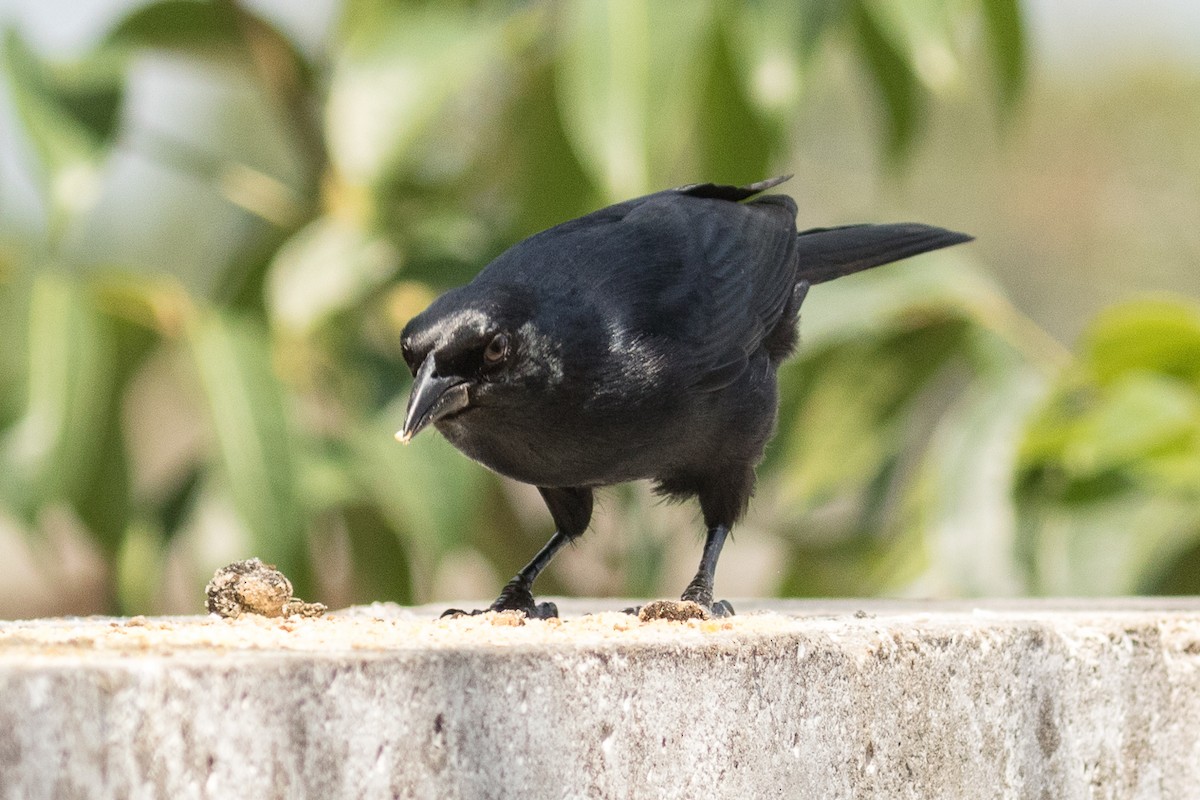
[794,223,972,285]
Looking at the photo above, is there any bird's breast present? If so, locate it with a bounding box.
[434,397,687,488]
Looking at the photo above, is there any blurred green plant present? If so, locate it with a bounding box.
[1016,298,1200,594]
[1,0,1193,615]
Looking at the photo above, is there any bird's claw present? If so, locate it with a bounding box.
[484,599,558,619]
[491,580,559,619]
[439,583,559,620]
[709,599,735,618]
[674,581,736,619]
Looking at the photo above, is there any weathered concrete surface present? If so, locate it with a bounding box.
[2,599,1200,799]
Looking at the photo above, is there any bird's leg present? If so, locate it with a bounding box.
[637,523,735,621]
[440,532,567,620]
[681,525,734,618]
[441,486,592,620]
[484,530,572,619]
[680,523,735,618]
[680,524,726,608]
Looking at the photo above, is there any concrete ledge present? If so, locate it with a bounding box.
[3,599,1200,799]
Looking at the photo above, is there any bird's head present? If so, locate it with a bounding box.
[395,285,548,443]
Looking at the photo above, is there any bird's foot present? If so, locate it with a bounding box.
[635,597,735,622]
[440,580,559,620]
[672,580,736,619]
[709,599,735,618]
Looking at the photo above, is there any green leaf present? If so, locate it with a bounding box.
[554,0,715,199]
[154,465,204,542]
[348,401,487,588]
[1063,374,1198,478]
[495,62,599,240]
[796,0,846,64]
[848,0,923,163]
[1141,534,1200,594]
[1,277,114,517]
[905,341,1046,595]
[1,29,102,237]
[722,0,806,116]
[326,6,516,188]
[1014,298,1200,595]
[1082,297,1200,388]
[103,0,322,159]
[774,501,928,597]
[341,504,413,604]
[1140,448,1200,494]
[0,275,153,557]
[1017,486,1200,595]
[0,265,31,430]
[981,0,1027,112]
[116,519,166,614]
[799,253,1004,344]
[267,216,401,333]
[695,15,777,186]
[769,317,972,508]
[105,0,242,52]
[187,310,310,585]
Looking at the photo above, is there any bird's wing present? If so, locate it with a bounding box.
[616,185,799,392]
[480,178,799,394]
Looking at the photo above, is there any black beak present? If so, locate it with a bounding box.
[396,357,471,443]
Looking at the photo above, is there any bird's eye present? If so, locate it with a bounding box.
[483,333,509,366]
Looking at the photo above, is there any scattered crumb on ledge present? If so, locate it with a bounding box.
[205,558,327,619]
[638,599,710,622]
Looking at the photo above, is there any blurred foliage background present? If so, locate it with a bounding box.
[0,0,1197,617]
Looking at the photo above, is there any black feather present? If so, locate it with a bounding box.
[795,223,974,284]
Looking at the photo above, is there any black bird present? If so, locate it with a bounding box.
[398,176,970,619]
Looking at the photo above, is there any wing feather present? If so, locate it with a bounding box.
[617,185,799,391]
[478,178,801,394]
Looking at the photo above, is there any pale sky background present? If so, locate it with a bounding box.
[2,0,1200,71]
[1026,0,1200,72]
